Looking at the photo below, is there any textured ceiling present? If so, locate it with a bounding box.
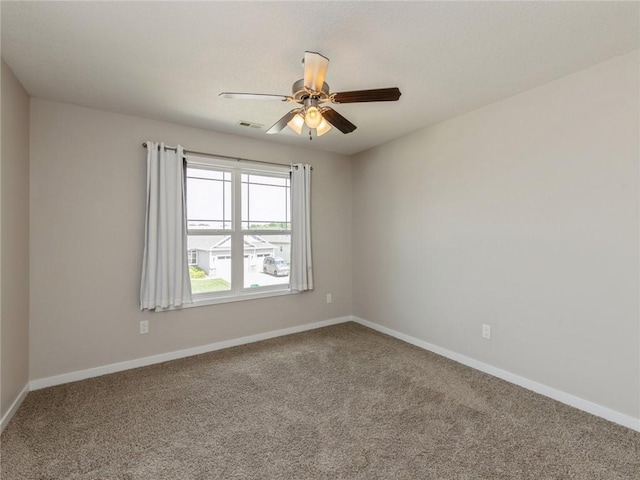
[2,1,638,155]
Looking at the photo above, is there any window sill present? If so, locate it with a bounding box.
[182,288,298,309]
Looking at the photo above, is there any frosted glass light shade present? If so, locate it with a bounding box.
[316,117,332,136]
[304,106,322,129]
[287,114,305,135]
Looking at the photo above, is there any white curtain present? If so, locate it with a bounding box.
[140,142,193,310]
[290,164,313,291]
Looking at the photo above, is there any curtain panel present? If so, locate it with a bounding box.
[140,142,193,310]
[290,164,313,291]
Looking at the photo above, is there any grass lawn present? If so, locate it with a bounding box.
[190,277,231,294]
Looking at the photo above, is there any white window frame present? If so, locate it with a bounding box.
[187,249,198,265]
[185,155,294,307]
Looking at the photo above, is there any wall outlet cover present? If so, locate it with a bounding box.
[482,324,491,340]
[140,320,149,335]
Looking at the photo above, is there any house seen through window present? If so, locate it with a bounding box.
[186,158,291,300]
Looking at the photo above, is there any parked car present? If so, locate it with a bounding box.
[263,256,289,276]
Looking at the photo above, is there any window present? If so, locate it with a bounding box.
[186,156,291,303]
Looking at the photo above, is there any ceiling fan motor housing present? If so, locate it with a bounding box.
[292,78,330,103]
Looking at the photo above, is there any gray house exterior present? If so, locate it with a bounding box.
[187,235,282,277]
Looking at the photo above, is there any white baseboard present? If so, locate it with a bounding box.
[1,383,30,433]
[352,316,640,433]
[30,316,352,391]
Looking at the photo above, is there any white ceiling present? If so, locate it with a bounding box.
[2,1,638,155]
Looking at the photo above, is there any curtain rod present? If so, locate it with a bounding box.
[141,143,312,170]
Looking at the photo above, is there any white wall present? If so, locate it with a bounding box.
[352,51,639,419]
[1,60,30,419]
[29,99,352,381]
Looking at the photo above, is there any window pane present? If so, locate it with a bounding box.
[243,234,290,289]
[187,168,232,230]
[241,174,288,186]
[241,173,290,230]
[187,235,232,293]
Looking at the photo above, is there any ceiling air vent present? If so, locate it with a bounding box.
[238,120,263,129]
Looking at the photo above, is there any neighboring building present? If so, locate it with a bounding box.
[267,235,292,263]
[187,235,278,277]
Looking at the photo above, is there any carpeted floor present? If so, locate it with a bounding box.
[1,322,639,479]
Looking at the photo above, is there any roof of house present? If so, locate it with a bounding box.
[187,235,280,251]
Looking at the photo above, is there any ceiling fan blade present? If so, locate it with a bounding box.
[321,108,357,134]
[303,51,329,93]
[266,109,300,134]
[331,87,401,103]
[219,92,291,101]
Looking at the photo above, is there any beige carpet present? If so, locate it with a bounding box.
[1,322,638,479]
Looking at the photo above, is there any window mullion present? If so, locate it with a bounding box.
[232,169,243,294]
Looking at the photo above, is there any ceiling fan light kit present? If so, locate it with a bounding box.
[220,51,401,139]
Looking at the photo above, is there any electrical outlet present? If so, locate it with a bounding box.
[326,293,332,304]
[140,320,149,335]
[482,324,491,340]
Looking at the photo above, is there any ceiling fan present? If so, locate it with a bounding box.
[219,51,401,137]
